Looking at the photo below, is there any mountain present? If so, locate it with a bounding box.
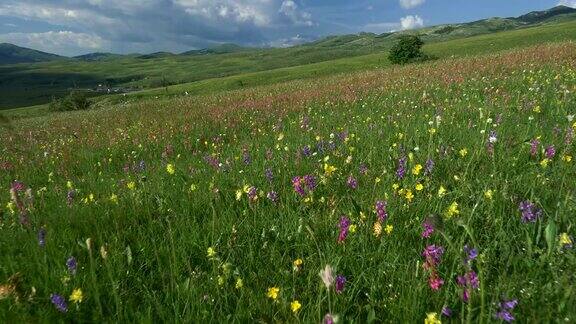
[516,5,576,23]
[137,52,175,59]
[0,43,65,65]
[74,52,126,61]
[181,43,251,56]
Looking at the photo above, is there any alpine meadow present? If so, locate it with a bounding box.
[1,2,576,323]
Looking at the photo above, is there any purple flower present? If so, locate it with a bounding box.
[338,216,351,243]
[242,150,251,165]
[396,156,407,180]
[303,175,317,191]
[495,310,515,322]
[346,176,358,190]
[50,294,68,313]
[66,256,77,275]
[267,191,278,203]
[495,298,518,322]
[265,168,274,182]
[335,275,346,294]
[544,145,556,159]
[421,221,434,238]
[66,189,76,205]
[301,145,311,157]
[292,176,306,197]
[375,200,388,222]
[359,163,368,175]
[529,139,540,157]
[247,187,258,202]
[422,244,444,269]
[424,158,435,176]
[441,306,453,317]
[38,227,46,247]
[11,181,26,192]
[518,200,542,223]
[501,299,518,310]
[463,245,478,264]
[324,314,335,324]
[467,271,479,289]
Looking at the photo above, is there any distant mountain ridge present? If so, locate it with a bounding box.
[0,5,574,66]
[0,43,65,64]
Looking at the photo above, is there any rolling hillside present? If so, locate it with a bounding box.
[0,5,574,110]
[0,43,65,65]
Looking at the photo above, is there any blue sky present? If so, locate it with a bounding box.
[0,0,572,56]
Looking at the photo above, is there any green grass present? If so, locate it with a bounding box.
[0,42,575,322]
[1,13,574,110]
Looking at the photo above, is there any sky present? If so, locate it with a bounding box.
[0,0,573,56]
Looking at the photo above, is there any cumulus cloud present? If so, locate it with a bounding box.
[0,0,317,55]
[400,15,424,30]
[0,31,108,55]
[399,0,425,10]
[558,0,576,8]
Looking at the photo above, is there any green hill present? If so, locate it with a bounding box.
[0,43,65,65]
[0,6,575,110]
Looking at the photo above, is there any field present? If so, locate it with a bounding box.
[1,39,575,322]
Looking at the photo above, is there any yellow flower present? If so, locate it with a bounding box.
[562,155,572,162]
[324,164,337,177]
[235,278,243,289]
[385,224,393,235]
[127,182,136,190]
[540,158,550,168]
[277,133,285,141]
[392,183,400,190]
[484,190,494,200]
[110,193,118,204]
[559,233,572,246]
[533,105,541,113]
[445,202,460,219]
[267,287,280,300]
[66,181,74,189]
[425,312,441,324]
[217,275,225,286]
[69,288,83,304]
[412,164,423,176]
[166,163,175,175]
[405,189,414,202]
[207,247,216,258]
[428,128,437,135]
[291,300,302,313]
[415,183,424,191]
[373,221,382,237]
[349,224,357,233]
[438,186,447,197]
[235,189,243,201]
[375,177,381,184]
[459,148,468,157]
[293,258,303,268]
[6,202,15,214]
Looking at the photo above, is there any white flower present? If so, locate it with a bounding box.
[319,264,334,289]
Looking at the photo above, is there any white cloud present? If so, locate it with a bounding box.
[399,0,425,9]
[558,0,576,8]
[364,22,400,33]
[400,15,424,30]
[0,31,108,55]
[279,0,313,26]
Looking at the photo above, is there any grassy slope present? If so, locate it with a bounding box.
[0,12,574,110]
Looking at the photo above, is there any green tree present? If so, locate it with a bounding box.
[388,35,425,65]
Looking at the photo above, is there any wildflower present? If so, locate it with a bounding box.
[50,294,68,312]
[346,176,358,189]
[166,163,175,175]
[459,148,468,157]
[375,200,388,222]
[441,306,452,317]
[235,278,243,289]
[127,182,136,190]
[291,300,302,313]
[444,202,460,219]
[207,247,216,259]
[412,164,423,176]
[495,298,518,323]
[424,312,441,324]
[518,200,542,223]
[422,221,434,238]
[337,216,351,243]
[428,275,444,291]
[247,186,258,202]
[38,227,46,247]
[396,156,407,180]
[69,288,83,304]
[324,164,337,177]
[293,258,303,271]
[415,183,424,191]
[110,193,118,204]
[66,257,77,275]
[265,168,274,182]
[529,138,540,157]
[235,189,243,201]
[319,265,334,289]
[385,224,393,234]
[100,245,108,260]
[422,245,445,269]
[324,313,336,324]
[335,275,346,294]
[405,189,414,202]
[540,158,550,168]
[373,221,382,237]
[463,245,478,264]
[438,186,447,197]
[266,191,278,203]
[266,287,280,300]
[563,155,572,162]
[544,145,556,159]
[349,224,357,233]
[559,233,573,249]
[484,190,494,200]
[424,159,434,176]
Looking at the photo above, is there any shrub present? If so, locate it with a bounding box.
[49,91,92,112]
[388,35,426,65]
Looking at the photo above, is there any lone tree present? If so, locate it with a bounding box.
[388,35,425,65]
